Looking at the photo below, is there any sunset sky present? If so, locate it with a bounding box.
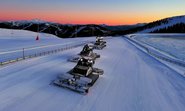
[0,0,185,25]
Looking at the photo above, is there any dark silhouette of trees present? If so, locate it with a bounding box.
[151,23,185,33]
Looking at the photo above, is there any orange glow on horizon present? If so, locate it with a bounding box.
[0,9,184,25]
[0,0,185,26]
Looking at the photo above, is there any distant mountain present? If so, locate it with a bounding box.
[1,15,184,38]
[0,19,111,38]
[122,15,185,34]
[0,19,147,38]
[103,23,146,31]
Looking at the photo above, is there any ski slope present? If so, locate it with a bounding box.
[0,28,94,62]
[0,28,94,52]
[0,37,185,111]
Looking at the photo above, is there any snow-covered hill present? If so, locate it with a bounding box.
[0,28,93,51]
[120,15,185,34]
[0,28,94,62]
[139,15,185,33]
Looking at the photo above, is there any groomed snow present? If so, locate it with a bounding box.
[0,28,94,62]
[132,34,185,61]
[0,36,185,111]
[0,28,94,52]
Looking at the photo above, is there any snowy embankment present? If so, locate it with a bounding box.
[125,34,185,76]
[0,28,94,63]
[132,34,185,60]
[0,37,185,111]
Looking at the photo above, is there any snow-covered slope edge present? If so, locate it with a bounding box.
[124,35,185,77]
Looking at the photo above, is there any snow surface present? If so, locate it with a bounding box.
[0,34,185,111]
[0,28,94,62]
[125,35,185,77]
[132,34,185,61]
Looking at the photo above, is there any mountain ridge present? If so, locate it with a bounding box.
[0,15,185,38]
